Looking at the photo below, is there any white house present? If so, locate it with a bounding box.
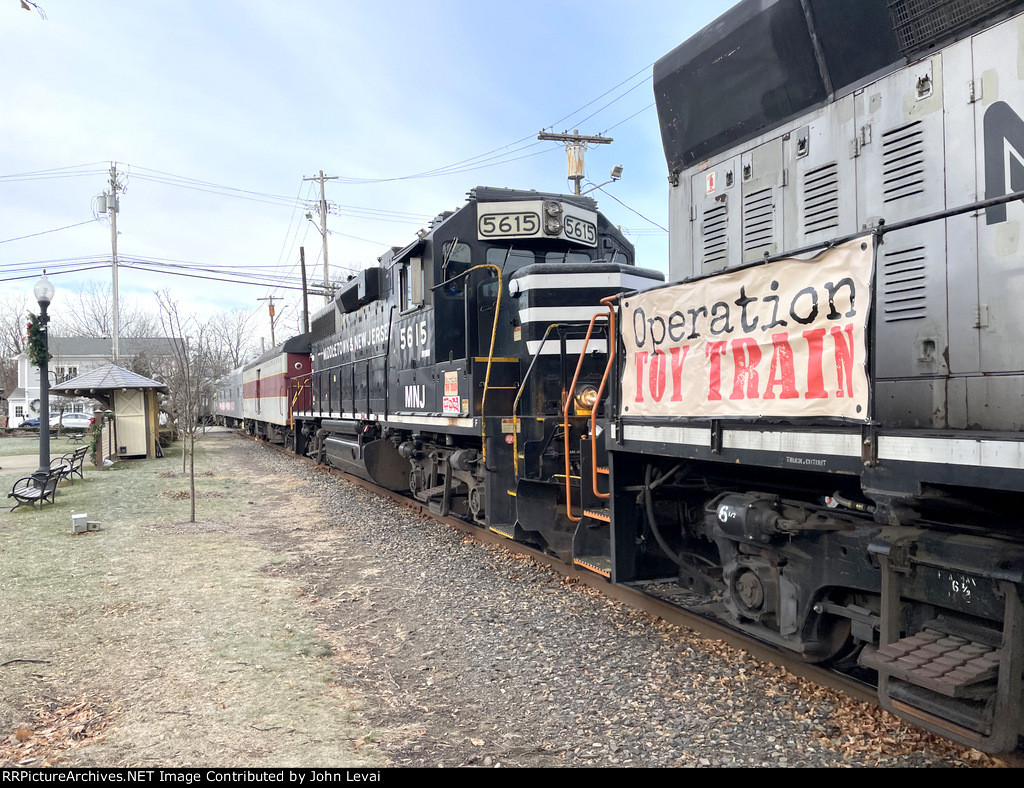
[7,336,181,426]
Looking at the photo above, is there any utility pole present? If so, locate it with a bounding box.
[537,129,613,195]
[299,247,310,335]
[257,296,277,347]
[303,170,338,304]
[107,163,122,361]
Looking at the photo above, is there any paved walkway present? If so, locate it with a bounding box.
[0,454,44,474]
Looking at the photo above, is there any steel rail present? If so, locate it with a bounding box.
[249,432,1024,764]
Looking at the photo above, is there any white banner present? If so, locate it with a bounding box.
[620,237,873,421]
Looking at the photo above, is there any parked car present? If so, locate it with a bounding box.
[18,415,59,428]
[49,413,93,430]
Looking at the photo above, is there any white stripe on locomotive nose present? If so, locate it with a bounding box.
[525,339,608,355]
[518,307,611,323]
[512,273,661,292]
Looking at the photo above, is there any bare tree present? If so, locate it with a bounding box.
[51,281,159,339]
[0,292,29,399]
[209,308,259,373]
[156,290,215,523]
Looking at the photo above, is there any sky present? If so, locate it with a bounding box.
[0,0,735,344]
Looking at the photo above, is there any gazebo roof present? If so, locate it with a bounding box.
[50,364,170,396]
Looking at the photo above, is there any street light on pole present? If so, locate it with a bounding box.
[33,272,55,481]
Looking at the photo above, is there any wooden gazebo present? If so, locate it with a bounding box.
[50,364,169,460]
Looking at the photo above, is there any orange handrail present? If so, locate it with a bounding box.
[591,296,618,500]
[562,313,606,523]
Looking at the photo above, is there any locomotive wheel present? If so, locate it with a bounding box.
[800,610,856,666]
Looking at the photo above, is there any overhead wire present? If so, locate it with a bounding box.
[0,220,98,244]
[1,55,667,307]
[591,185,667,232]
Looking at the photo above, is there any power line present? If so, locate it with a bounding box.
[0,220,97,244]
[0,162,109,181]
[591,186,668,232]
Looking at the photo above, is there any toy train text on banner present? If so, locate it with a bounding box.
[620,237,873,421]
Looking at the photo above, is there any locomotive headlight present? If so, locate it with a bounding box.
[543,201,563,235]
[574,385,599,416]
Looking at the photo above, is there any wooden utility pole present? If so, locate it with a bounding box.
[299,247,310,335]
[303,170,338,303]
[257,296,277,347]
[107,163,121,361]
[537,129,613,195]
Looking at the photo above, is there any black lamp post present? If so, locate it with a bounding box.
[33,272,55,481]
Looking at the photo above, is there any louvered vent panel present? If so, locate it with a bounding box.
[881,121,925,204]
[887,0,1017,58]
[882,245,927,322]
[701,203,728,269]
[803,162,839,236]
[742,188,774,254]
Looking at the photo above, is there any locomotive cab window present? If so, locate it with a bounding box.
[400,256,424,313]
[441,241,472,296]
[545,250,592,265]
[485,247,535,271]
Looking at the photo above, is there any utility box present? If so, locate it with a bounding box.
[71,513,88,534]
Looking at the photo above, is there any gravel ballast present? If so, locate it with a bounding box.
[225,436,999,768]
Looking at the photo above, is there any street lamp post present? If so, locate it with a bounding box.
[33,273,55,482]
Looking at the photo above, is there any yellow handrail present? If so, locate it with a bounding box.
[288,375,311,429]
[458,264,502,464]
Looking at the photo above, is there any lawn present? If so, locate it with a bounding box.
[0,434,83,458]
[0,434,379,767]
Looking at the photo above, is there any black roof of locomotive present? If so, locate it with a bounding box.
[381,186,605,267]
[468,186,598,213]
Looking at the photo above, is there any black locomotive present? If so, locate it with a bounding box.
[227,0,1024,754]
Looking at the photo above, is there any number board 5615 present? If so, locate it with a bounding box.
[479,212,540,238]
[563,214,596,245]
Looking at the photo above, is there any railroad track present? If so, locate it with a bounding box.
[252,434,1023,764]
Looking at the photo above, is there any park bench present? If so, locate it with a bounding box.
[50,445,88,484]
[7,470,60,511]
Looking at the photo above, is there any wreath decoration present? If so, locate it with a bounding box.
[26,312,51,367]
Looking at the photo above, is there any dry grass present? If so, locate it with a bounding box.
[0,435,382,768]
[0,435,74,458]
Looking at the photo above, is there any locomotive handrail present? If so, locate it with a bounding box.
[288,374,312,429]
[433,264,503,465]
[511,323,560,478]
[563,312,611,523]
[384,304,396,418]
[610,189,1024,305]
[590,295,619,501]
[315,353,388,418]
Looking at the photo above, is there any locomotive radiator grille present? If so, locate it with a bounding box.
[802,162,840,236]
[881,244,929,322]
[881,121,926,205]
[742,187,775,255]
[701,203,729,269]
[887,0,1020,56]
